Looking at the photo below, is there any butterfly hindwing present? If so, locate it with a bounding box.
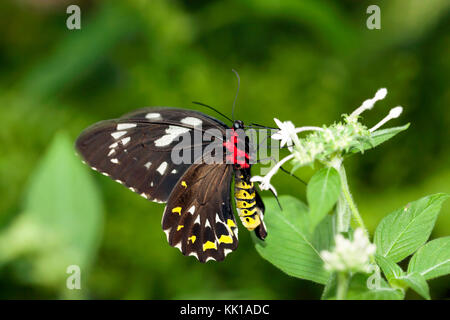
[162,163,238,262]
[75,107,228,203]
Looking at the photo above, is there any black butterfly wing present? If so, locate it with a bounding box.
[75,107,227,203]
[162,163,238,262]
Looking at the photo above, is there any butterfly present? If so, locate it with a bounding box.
[75,107,268,262]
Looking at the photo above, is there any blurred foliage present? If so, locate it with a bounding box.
[0,0,448,299]
[0,132,102,298]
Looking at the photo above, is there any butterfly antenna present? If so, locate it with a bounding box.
[255,156,307,186]
[248,122,277,130]
[231,69,240,121]
[279,166,307,185]
[192,101,233,124]
[271,190,283,210]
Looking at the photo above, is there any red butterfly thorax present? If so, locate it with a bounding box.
[223,129,250,169]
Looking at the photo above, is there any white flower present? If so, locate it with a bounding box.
[252,87,404,197]
[251,154,295,196]
[322,128,335,143]
[272,118,323,151]
[369,106,403,132]
[272,118,298,151]
[250,175,278,197]
[320,228,376,273]
[351,88,388,118]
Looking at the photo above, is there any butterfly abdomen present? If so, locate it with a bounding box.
[234,172,267,240]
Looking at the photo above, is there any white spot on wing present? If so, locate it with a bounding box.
[188,206,195,214]
[164,229,171,241]
[205,219,211,228]
[189,252,199,259]
[117,123,136,130]
[157,162,168,175]
[174,242,182,251]
[111,131,127,139]
[144,162,152,169]
[121,137,131,145]
[181,117,202,126]
[141,193,148,199]
[194,215,200,224]
[205,257,216,262]
[145,113,161,119]
[224,249,233,256]
[154,126,190,147]
[111,158,119,164]
[150,181,154,187]
[216,214,228,229]
[171,169,177,174]
[109,142,118,149]
[108,149,115,157]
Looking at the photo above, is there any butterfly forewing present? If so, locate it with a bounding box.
[162,164,239,262]
[75,107,227,203]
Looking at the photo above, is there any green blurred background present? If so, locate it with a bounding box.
[0,0,448,299]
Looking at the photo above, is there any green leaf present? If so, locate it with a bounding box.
[375,254,404,282]
[374,193,449,262]
[376,255,431,299]
[354,124,410,153]
[0,133,103,291]
[408,237,450,280]
[254,195,330,284]
[394,273,431,300]
[307,167,341,231]
[311,214,336,252]
[347,273,404,300]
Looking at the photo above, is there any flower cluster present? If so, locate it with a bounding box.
[251,88,403,195]
[320,228,376,273]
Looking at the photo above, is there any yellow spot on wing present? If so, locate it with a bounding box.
[177,225,184,231]
[218,235,233,244]
[181,181,187,188]
[203,241,217,251]
[227,219,236,228]
[188,235,196,243]
[172,207,182,215]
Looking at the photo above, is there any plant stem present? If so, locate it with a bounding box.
[336,272,349,300]
[336,191,350,233]
[336,164,369,238]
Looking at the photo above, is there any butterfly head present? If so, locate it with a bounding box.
[232,120,244,130]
